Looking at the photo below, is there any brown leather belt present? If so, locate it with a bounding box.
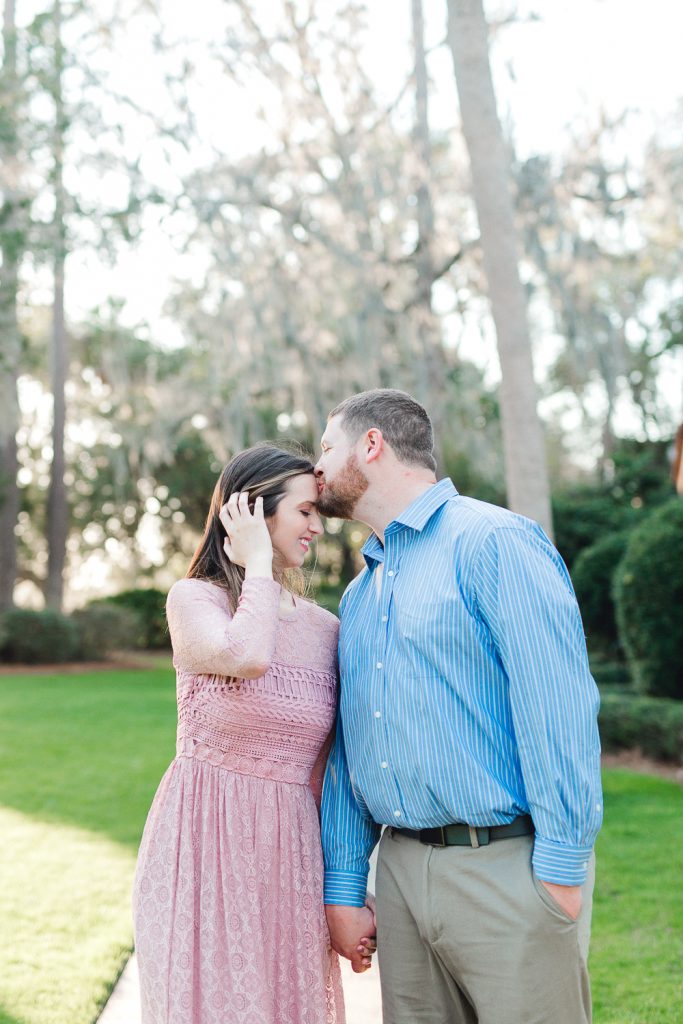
[392,814,534,848]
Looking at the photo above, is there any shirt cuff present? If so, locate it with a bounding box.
[323,870,368,907]
[532,836,594,885]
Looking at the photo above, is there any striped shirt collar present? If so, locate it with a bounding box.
[361,477,458,567]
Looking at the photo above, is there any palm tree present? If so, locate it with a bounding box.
[446,0,553,535]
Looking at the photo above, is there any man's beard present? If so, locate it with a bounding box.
[317,454,369,519]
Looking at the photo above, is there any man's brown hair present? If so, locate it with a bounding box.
[330,389,436,472]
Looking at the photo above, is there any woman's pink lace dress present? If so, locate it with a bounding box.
[132,577,345,1024]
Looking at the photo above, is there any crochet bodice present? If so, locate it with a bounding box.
[165,577,339,794]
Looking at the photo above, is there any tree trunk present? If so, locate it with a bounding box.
[0,0,21,611]
[410,0,445,472]
[446,0,553,535]
[45,0,68,610]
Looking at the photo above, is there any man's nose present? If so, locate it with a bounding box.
[313,463,323,478]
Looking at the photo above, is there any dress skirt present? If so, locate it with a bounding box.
[133,756,344,1024]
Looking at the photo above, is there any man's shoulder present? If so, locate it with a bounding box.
[433,496,551,573]
[442,494,536,539]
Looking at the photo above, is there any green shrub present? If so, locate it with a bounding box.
[0,608,80,664]
[101,588,169,649]
[572,531,631,654]
[599,691,683,764]
[553,490,639,568]
[71,603,144,660]
[590,660,632,689]
[552,439,674,568]
[614,499,683,700]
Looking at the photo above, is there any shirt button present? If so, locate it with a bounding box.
[387,570,394,577]
[381,761,388,769]
[596,803,602,811]
[394,810,402,818]
[376,662,383,669]
[374,710,381,718]
[381,615,388,622]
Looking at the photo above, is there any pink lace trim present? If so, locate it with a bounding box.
[178,662,337,701]
[176,735,312,785]
[249,661,337,696]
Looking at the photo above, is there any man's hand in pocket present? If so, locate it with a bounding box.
[540,881,582,921]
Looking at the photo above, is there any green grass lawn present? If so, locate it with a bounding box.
[0,667,177,1024]
[591,771,683,1023]
[0,667,681,1024]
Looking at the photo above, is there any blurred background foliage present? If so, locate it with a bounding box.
[1,0,682,749]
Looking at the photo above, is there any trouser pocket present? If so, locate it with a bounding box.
[531,871,578,924]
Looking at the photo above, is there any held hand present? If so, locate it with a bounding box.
[356,934,377,965]
[541,881,582,921]
[356,891,377,958]
[326,904,377,973]
[220,493,273,576]
[365,891,377,926]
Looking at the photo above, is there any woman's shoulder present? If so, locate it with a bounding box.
[298,596,339,630]
[167,576,228,607]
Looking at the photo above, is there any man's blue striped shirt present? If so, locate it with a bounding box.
[321,479,602,905]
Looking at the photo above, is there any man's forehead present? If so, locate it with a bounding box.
[321,415,344,445]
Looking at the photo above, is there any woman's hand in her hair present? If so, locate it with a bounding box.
[219,492,273,578]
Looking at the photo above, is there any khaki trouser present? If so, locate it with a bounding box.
[376,829,595,1024]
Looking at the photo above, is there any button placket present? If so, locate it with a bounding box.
[376,538,404,819]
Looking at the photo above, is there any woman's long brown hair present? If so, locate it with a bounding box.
[186,443,316,612]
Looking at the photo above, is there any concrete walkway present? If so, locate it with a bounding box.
[98,952,382,1024]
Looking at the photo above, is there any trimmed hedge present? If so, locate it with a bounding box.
[0,589,167,665]
[0,608,80,663]
[71,603,144,660]
[590,660,632,689]
[100,588,170,649]
[614,498,683,700]
[572,531,631,653]
[553,491,635,569]
[599,691,683,764]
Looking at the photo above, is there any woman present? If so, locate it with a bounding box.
[133,444,371,1024]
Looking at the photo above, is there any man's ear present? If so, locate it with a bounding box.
[364,428,384,464]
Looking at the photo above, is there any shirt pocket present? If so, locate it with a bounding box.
[393,594,452,631]
[392,600,445,672]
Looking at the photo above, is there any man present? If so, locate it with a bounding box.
[315,389,602,1024]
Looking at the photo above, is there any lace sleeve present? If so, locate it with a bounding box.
[166,577,282,679]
